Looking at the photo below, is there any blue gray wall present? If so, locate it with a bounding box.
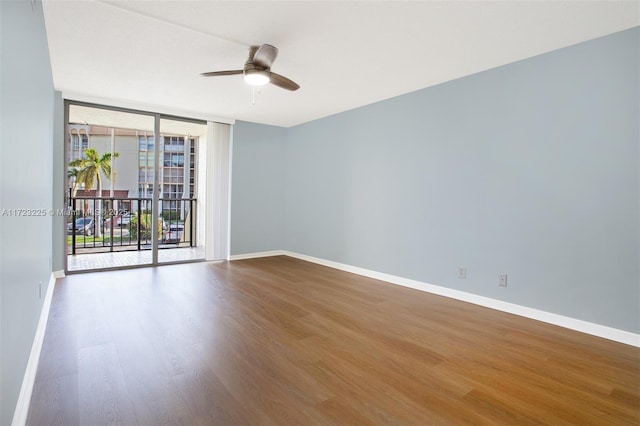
[231,121,287,254]
[0,1,56,423]
[232,27,639,334]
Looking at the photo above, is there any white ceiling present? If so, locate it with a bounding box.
[43,1,639,128]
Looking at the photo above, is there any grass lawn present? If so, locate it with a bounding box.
[67,235,134,245]
[67,235,103,244]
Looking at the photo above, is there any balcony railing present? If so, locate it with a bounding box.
[68,196,196,255]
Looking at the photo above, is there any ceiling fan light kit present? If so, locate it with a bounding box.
[201,44,300,91]
[243,66,270,86]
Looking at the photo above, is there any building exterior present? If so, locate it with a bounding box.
[67,125,197,217]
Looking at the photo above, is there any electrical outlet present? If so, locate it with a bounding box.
[499,273,508,287]
[457,267,467,279]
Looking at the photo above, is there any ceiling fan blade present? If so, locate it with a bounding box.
[252,44,278,68]
[269,72,300,91]
[200,70,243,77]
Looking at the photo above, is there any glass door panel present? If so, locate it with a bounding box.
[66,104,155,271]
[157,118,207,264]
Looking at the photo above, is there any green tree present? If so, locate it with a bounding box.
[69,148,119,197]
[69,148,120,237]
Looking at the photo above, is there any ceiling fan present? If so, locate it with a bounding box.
[201,44,300,91]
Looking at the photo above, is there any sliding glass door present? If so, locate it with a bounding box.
[157,117,206,264]
[65,102,207,272]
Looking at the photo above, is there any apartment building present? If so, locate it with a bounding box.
[67,124,197,216]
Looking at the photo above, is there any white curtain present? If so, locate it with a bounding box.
[204,121,232,260]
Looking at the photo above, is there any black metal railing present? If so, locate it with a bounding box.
[68,196,196,255]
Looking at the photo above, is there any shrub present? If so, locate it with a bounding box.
[129,213,164,240]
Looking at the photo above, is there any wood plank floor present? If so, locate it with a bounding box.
[28,256,639,425]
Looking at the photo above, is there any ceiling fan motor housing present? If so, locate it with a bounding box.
[243,46,271,84]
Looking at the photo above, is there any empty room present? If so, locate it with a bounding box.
[1,0,639,425]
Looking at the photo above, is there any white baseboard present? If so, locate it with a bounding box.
[231,250,640,347]
[53,270,65,279]
[12,272,58,426]
[228,250,285,261]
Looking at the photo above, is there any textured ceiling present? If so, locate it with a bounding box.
[43,0,639,127]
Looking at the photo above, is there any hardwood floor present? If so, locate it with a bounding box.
[27,256,639,425]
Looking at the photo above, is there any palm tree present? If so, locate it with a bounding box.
[69,148,119,197]
[69,148,119,237]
